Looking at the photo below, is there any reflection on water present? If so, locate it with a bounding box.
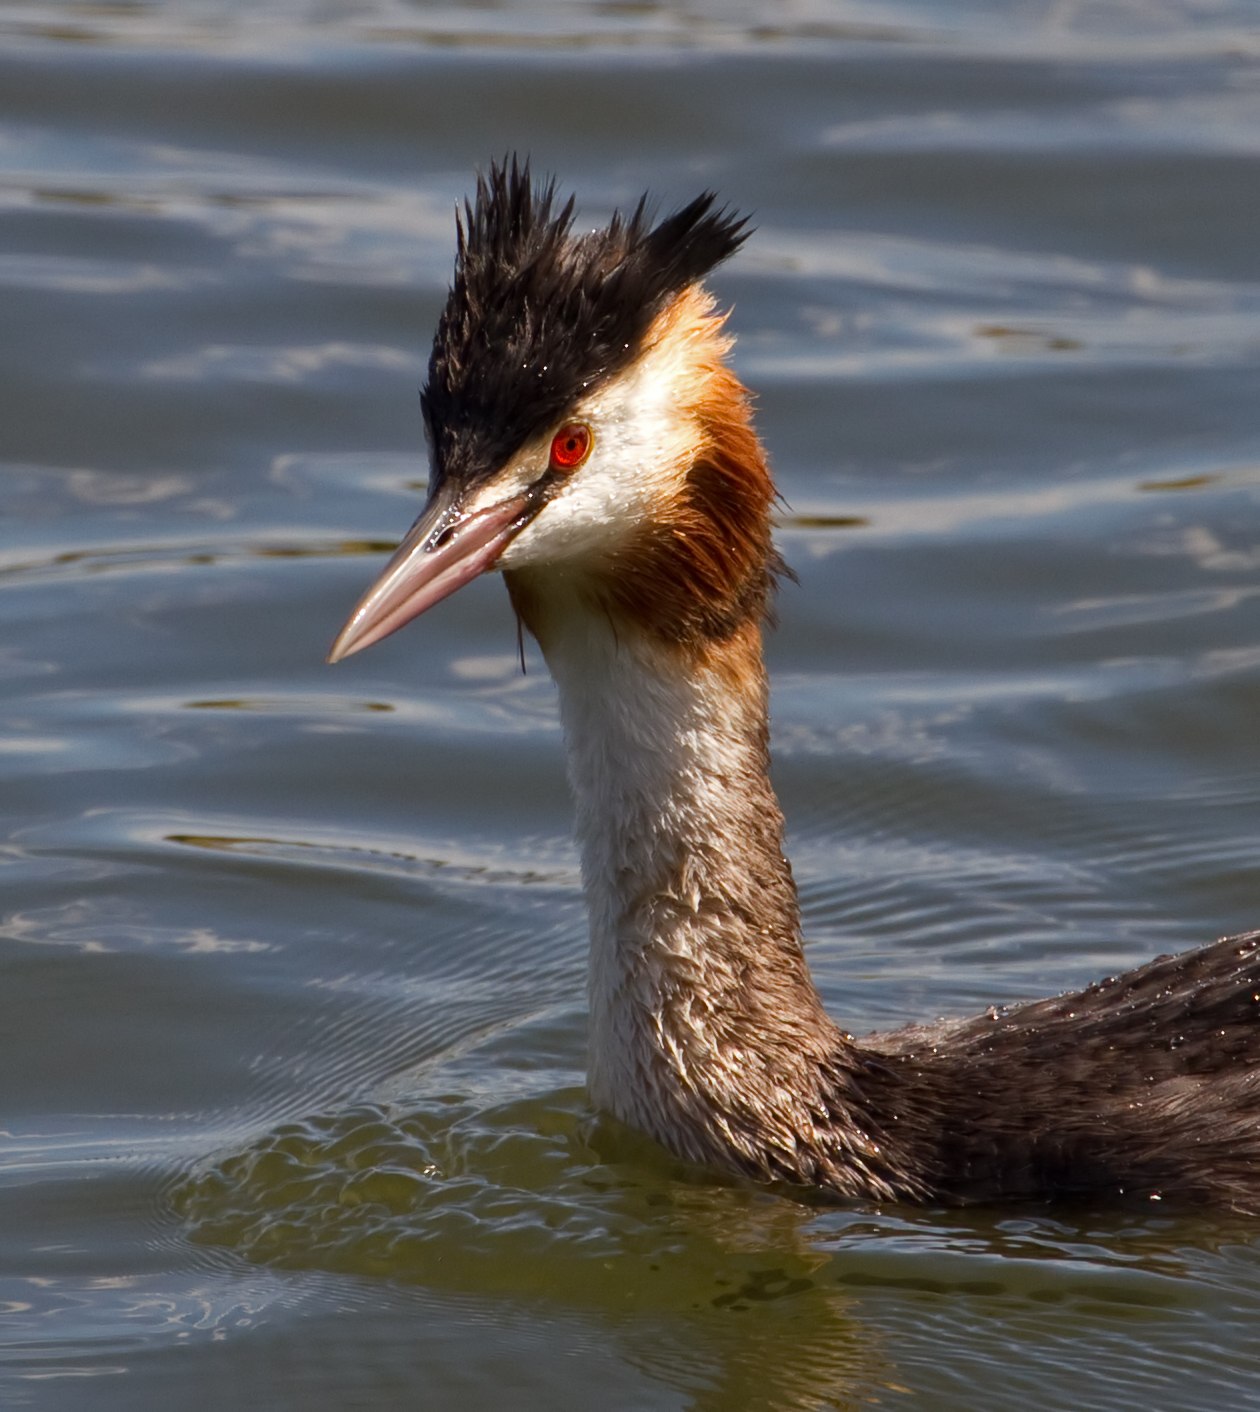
[173,1086,896,1407]
[2,0,1259,1407]
[169,1065,1260,1409]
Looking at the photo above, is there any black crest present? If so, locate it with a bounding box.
[421,156,750,492]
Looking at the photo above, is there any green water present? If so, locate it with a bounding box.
[2,1,1259,1407]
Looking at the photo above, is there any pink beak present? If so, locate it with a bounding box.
[327,490,530,663]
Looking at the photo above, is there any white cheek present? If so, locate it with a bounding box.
[496,349,695,571]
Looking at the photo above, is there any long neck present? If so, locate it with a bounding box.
[561,609,818,1062]
[508,567,849,1175]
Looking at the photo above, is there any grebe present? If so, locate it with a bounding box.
[330,159,1260,1211]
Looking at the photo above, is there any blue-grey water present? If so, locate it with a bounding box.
[2,2,1259,1408]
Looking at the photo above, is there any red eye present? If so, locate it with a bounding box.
[548,422,592,472]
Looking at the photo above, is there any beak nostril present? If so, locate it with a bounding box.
[429,507,468,553]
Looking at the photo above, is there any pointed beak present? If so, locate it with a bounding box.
[327,485,531,663]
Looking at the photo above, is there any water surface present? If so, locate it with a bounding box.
[2,1,1259,1407]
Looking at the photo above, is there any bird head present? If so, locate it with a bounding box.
[329,158,772,663]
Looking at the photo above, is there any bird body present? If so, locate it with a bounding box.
[330,160,1260,1212]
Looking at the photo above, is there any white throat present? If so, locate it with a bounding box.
[515,580,811,1152]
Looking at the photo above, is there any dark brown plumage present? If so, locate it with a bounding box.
[709,929,1260,1209]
